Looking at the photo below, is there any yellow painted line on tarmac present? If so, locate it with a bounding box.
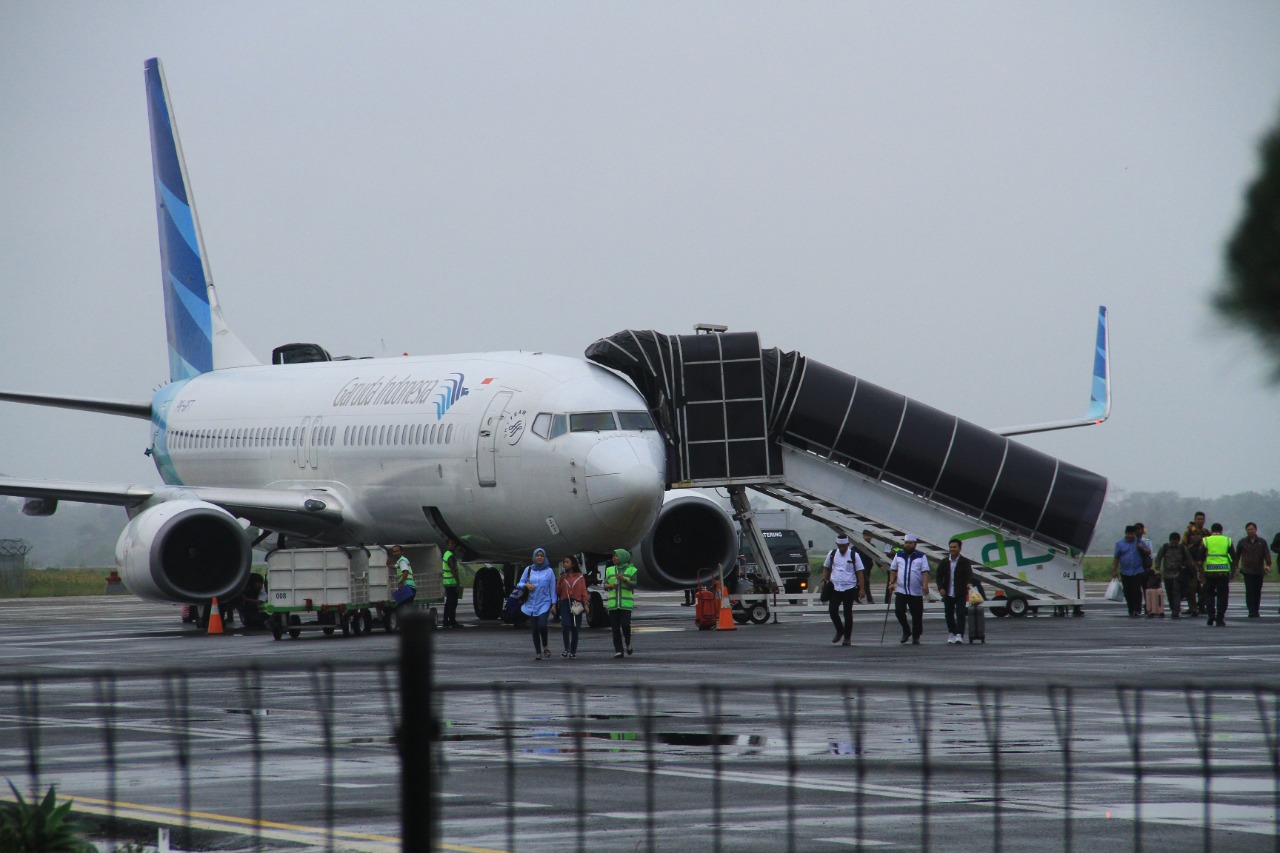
[3,794,510,853]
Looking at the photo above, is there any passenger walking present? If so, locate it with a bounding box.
[1202,523,1236,627]
[441,537,462,627]
[891,535,931,644]
[822,534,865,646]
[1235,522,1271,618]
[1134,522,1154,613]
[389,545,417,609]
[859,530,879,604]
[519,548,557,660]
[1183,512,1209,617]
[604,549,638,658]
[1154,532,1195,618]
[554,555,590,657]
[936,538,974,644]
[1112,526,1146,617]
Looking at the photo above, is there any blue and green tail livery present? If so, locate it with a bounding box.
[145,58,257,382]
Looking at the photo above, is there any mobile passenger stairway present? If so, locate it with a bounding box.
[586,330,1108,612]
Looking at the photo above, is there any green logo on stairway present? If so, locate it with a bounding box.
[954,528,1057,569]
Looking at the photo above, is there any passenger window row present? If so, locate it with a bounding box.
[167,421,454,451]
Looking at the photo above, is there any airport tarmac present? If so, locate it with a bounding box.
[1,590,1278,852]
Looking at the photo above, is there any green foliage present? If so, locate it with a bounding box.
[1220,106,1280,376]
[11,570,108,599]
[0,782,94,853]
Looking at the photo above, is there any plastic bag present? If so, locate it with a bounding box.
[1104,578,1123,602]
[967,589,984,605]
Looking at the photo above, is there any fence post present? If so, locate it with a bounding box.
[399,612,436,852]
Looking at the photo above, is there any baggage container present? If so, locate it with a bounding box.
[267,547,369,609]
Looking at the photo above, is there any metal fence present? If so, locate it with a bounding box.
[1,617,1278,852]
[0,539,30,595]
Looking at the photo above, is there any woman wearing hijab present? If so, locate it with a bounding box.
[519,548,558,660]
[552,555,590,657]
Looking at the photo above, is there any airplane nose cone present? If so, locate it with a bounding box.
[584,437,663,537]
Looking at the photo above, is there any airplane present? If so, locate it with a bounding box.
[0,59,1111,623]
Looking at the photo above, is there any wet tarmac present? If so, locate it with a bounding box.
[1,587,1278,851]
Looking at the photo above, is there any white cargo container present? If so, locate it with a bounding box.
[267,547,370,609]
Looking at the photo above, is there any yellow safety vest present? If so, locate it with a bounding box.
[442,550,458,586]
[604,564,637,610]
[1203,535,1232,571]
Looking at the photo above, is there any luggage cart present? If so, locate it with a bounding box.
[263,545,441,639]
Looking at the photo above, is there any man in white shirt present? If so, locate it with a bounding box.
[890,534,931,645]
[822,534,865,646]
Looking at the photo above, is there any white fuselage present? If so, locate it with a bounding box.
[149,351,666,560]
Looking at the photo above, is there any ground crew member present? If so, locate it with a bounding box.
[604,549,638,658]
[441,538,461,627]
[1202,523,1236,627]
[389,545,416,608]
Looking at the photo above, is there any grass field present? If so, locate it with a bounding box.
[4,568,113,597]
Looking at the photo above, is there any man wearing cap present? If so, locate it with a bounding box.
[890,535,931,644]
[821,534,865,645]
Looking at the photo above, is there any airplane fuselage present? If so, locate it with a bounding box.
[149,351,666,561]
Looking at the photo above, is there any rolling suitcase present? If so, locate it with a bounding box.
[967,605,986,644]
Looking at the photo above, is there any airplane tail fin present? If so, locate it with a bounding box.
[144,58,258,382]
[994,305,1111,437]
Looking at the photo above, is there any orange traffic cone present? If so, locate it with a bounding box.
[207,597,224,635]
[716,582,736,631]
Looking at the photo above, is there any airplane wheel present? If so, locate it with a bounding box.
[586,591,610,628]
[473,567,504,620]
[1008,598,1029,617]
[747,603,770,625]
[288,615,301,639]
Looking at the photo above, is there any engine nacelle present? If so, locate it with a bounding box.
[631,492,737,589]
[115,499,252,604]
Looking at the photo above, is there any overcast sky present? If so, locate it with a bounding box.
[3,2,1280,501]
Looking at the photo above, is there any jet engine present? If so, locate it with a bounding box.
[115,499,252,604]
[631,492,737,589]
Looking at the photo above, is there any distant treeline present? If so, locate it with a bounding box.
[4,491,1280,568]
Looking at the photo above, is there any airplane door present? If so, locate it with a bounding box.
[295,417,312,469]
[477,391,511,487]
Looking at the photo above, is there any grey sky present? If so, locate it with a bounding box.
[2,2,1279,501]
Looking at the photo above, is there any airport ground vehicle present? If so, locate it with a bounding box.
[263,545,441,638]
[738,526,812,595]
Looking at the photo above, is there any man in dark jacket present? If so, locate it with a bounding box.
[935,538,974,644]
[1235,522,1272,618]
[1154,532,1195,618]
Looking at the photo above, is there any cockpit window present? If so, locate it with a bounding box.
[532,413,551,439]
[550,414,568,438]
[570,411,616,432]
[617,411,656,430]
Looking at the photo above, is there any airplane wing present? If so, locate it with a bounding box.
[0,477,345,536]
[0,391,152,420]
[994,305,1111,437]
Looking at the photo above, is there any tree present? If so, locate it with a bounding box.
[1220,106,1280,376]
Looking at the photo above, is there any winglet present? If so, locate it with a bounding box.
[995,306,1111,437]
[144,58,257,382]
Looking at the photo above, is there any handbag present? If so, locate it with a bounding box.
[819,581,833,603]
[502,569,532,621]
[570,599,585,616]
[1104,578,1124,602]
